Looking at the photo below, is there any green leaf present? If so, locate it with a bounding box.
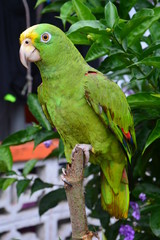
[39,188,66,216]
[128,93,160,125]
[84,164,100,178]
[121,8,154,37]
[31,178,53,195]
[150,21,160,42]
[131,108,160,126]
[58,138,65,158]
[0,178,16,190]
[121,8,157,47]
[104,217,120,240]
[87,0,102,8]
[46,138,64,159]
[23,159,38,177]
[132,183,160,198]
[85,176,100,209]
[46,147,60,158]
[108,69,130,79]
[142,41,160,58]
[135,0,153,11]
[119,0,138,18]
[150,207,160,237]
[67,31,91,45]
[62,15,77,25]
[17,179,31,198]
[0,178,6,188]
[140,204,160,215]
[6,170,17,176]
[72,0,96,20]
[2,126,40,147]
[135,56,160,68]
[127,93,160,109]
[67,20,106,35]
[60,1,73,28]
[34,130,59,148]
[0,146,13,172]
[35,0,46,8]
[41,1,65,14]
[2,178,17,190]
[143,119,160,153]
[67,20,106,45]
[104,2,119,28]
[85,36,111,62]
[89,197,109,228]
[99,53,130,73]
[27,94,52,130]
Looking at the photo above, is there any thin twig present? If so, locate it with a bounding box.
[22,0,30,28]
[21,0,33,95]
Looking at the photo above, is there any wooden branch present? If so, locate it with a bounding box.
[62,147,97,240]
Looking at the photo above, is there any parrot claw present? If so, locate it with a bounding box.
[62,168,67,176]
[72,144,93,166]
[61,174,72,187]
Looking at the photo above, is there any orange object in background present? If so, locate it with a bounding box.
[10,139,59,162]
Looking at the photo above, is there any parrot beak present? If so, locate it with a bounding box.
[19,38,41,68]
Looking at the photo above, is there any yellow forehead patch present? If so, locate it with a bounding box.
[20,25,38,44]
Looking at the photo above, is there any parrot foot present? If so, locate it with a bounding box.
[62,168,67,176]
[61,174,72,187]
[72,144,93,166]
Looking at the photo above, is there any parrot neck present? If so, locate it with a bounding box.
[39,59,86,82]
[36,41,88,85]
[36,45,90,100]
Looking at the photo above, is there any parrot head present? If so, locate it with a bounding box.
[19,23,77,71]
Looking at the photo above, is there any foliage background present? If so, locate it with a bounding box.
[1,0,160,239]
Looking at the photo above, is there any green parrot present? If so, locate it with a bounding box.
[19,23,136,219]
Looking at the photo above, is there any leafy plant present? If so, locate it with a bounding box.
[0,93,62,212]
[35,0,160,239]
[1,0,160,239]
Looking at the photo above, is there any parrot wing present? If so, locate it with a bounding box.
[84,71,136,163]
[38,84,54,127]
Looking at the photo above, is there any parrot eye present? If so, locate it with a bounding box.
[41,32,51,43]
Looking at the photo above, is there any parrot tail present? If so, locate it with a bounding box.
[101,167,129,219]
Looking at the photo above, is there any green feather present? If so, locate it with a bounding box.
[20,23,136,219]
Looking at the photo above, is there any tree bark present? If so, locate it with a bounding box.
[62,146,96,240]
